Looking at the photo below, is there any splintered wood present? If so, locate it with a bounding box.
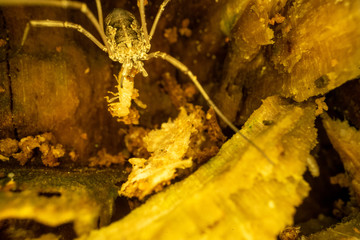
[84,96,318,240]
[323,114,360,205]
[119,106,205,199]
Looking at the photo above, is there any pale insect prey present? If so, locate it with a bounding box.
[0,0,273,164]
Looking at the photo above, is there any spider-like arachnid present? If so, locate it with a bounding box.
[0,0,272,163]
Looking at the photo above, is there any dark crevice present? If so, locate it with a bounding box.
[0,220,77,240]
[1,10,18,139]
[110,196,131,223]
[38,192,62,198]
[294,118,349,235]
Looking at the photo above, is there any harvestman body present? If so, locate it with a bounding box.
[0,0,273,164]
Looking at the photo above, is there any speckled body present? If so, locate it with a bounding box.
[105,9,150,73]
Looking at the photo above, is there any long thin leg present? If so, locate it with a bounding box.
[147,52,238,131]
[0,0,110,54]
[20,20,107,52]
[138,0,150,47]
[149,0,171,39]
[95,0,104,32]
[147,51,274,164]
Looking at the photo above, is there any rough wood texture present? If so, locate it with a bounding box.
[83,96,317,240]
[0,4,117,160]
[0,0,230,160]
[215,0,360,125]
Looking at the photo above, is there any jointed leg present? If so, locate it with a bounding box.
[149,0,171,39]
[0,0,110,53]
[95,0,104,31]
[147,51,274,164]
[138,0,150,46]
[138,0,172,44]
[20,20,107,52]
[147,52,239,132]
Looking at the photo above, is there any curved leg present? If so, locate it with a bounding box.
[147,51,274,164]
[0,0,110,53]
[19,20,107,53]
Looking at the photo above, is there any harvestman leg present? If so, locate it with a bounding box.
[20,20,107,52]
[138,0,150,46]
[147,52,274,164]
[0,0,110,53]
[138,0,172,41]
[95,0,104,31]
[141,0,237,131]
[140,0,238,131]
[149,0,171,38]
[142,0,273,164]
[0,0,273,164]
[147,51,239,131]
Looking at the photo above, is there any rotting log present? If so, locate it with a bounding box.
[83,96,318,240]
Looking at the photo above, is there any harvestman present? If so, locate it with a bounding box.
[0,0,273,163]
